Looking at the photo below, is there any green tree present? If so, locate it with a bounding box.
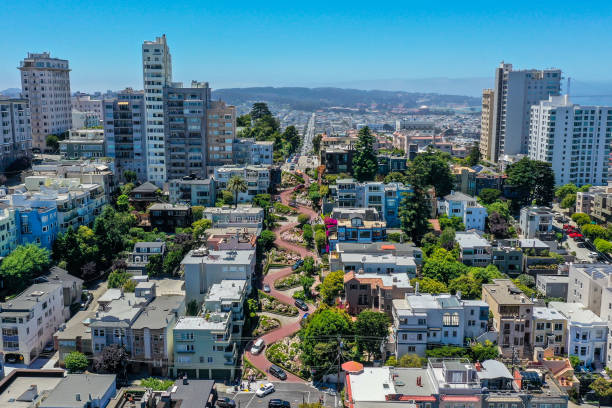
[219,190,234,205]
[163,249,184,275]
[236,113,251,127]
[46,134,59,151]
[258,230,276,251]
[485,200,511,220]
[560,193,576,209]
[192,218,212,240]
[470,340,499,361]
[488,211,509,238]
[590,377,612,399]
[301,275,315,298]
[595,238,612,254]
[397,354,426,368]
[146,254,164,276]
[123,279,136,292]
[283,125,300,153]
[116,194,130,212]
[422,248,467,285]
[579,184,592,192]
[505,157,555,209]
[64,351,89,373]
[438,227,456,251]
[192,206,204,221]
[352,127,378,182]
[108,269,130,288]
[410,277,448,294]
[93,206,134,266]
[571,212,591,226]
[227,176,248,208]
[315,230,327,253]
[312,134,322,153]
[467,143,480,166]
[320,270,344,305]
[409,148,454,197]
[355,310,389,361]
[297,213,310,226]
[303,224,313,247]
[555,183,578,199]
[448,275,481,299]
[0,244,51,292]
[140,378,175,391]
[425,346,468,358]
[384,171,410,184]
[478,188,501,205]
[123,170,137,183]
[303,256,315,275]
[250,102,272,120]
[186,300,200,316]
[582,224,608,241]
[399,188,431,245]
[439,215,465,231]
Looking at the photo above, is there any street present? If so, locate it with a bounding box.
[218,382,337,408]
[300,113,316,156]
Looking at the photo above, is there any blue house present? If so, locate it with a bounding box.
[15,207,59,250]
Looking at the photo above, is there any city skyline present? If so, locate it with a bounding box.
[2,1,612,94]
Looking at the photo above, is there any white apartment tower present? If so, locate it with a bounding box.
[142,35,172,184]
[486,62,561,162]
[529,95,611,186]
[18,52,72,151]
[0,98,32,171]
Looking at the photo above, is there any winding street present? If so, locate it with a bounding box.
[244,178,318,383]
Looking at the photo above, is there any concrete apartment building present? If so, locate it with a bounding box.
[437,191,487,231]
[18,52,72,151]
[71,93,103,121]
[0,98,32,172]
[484,62,561,162]
[519,206,554,241]
[164,81,210,180]
[330,242,423,271]
[550,302,608,367]
[536,275,569,299]
[479,88,494,159]
[182,247,255,303]
[206,100,236,170]
[143,35,172,184]
[328,208,387,251]
[455,231,492,267]
[202,205,264,230]
[529,95,611,186]
[392,293,489,357]
[59,129,105,159]
[173,279,246,380]
[232,139,273,166]
[576,184,611,219]
[103,88,147,181]
[482,279,534,358]
[169,176,216,206]
[0,206,18,257]
[531,306,567,355]
[213,165,271,202]
[0,282,65,364]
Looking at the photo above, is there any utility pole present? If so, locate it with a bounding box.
[336,335,342,390]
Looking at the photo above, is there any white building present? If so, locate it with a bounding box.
[71,110,100,129]
[529,95,611,186]
[485,62,561,162]
[437,191,487,231]
[455,232,492,267]
[143,35,172,184]
[331,252,417,277]
[71,93,103,121]
[0,282,65,364]
[550,302,608,367]
[213,165,271,202]
[202,205,264,230]
[182,247,255,304]
[0,98,32,171]
[519,206,554,240]
[392,293,489,357]
[18,52,72,151]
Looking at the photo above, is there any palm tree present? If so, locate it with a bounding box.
[227,175,248,208]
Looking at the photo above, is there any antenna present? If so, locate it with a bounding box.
[567,77,571,97]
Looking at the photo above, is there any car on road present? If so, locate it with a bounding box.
[295,298,309,311]
[5,355,18,364]
[269,365,287,380]
[292,259,304,270]
[42,342,55,353]
[80,291,93,310]
[217,398,236,408]
[256,383,275,397]
[589,252,599,259]
[251,338,265,355]
[269,399,291,408]
[289,164,295,171]
[263,284,271,293]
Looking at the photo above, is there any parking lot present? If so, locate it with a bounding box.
[218,382,337,408]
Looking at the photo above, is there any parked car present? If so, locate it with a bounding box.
[80,291,93,310]
[269,365,287,380]
[251,338,265,355]
[256,383,275,397]
[269,399,291,408]
[292,259,304,271]
[295,299,309,311]
[263,284,271,293]
[217,398,236,408]
[42,342,55,353]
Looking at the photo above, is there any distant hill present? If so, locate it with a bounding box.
[211,87,480,111]
[0,88,21,97]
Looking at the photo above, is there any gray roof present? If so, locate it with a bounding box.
[39,374,116,408]
[149,203,190,211]
[134,241,166,250]
[165,379,215,408]
[477,360,513,380]
[131,181,159,193]
[131,295,184,330]
[35,266,84,287]
[0,282,63,313]
[444,191,476,201]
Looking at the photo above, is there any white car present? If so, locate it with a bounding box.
[256,383,275,397]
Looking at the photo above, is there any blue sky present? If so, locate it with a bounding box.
[2,1,612,93]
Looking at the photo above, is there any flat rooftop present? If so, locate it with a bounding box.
[174,314,229,331]
[340,253,416,268]
[533,307,565,321]
[0,375,63,408]
[550,302,606,325]
[39,374,116,408]
[482,279,534,305]
[182,248,255,265]
[455,232,491,248]
[0,282,62,314]
[131,295,184,330]
[206,280,246,302]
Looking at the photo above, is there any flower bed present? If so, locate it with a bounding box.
[265,336,309,379]
[258,291,299,316]
[274,273,302,290]
[252,315,281,337]
[243,356,266,380]
[281,228,305,244]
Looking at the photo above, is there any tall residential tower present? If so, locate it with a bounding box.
[483,62,561,162]
[18,52,71,151]
[142,35,172,184]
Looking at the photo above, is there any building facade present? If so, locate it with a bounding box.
[59,129,105,159]
[0,98,32,171]
[529,95,611,187]
[169,177,216,206]
[213,165,271,202]
[206,100,236,170]
[18,52,72,151]
[519,206,554,240]
[479,89,494,160]
[437,191,487,231]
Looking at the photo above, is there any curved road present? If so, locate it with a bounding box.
[245,180,318,383]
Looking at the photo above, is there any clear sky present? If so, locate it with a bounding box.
[2,1,612,92]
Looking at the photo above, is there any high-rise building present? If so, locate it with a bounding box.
[164,81,211,180]
[206,100,236,171]
[18,52,72,151]
[479,89,494,160]
[485,62,561,162]
[71,93,103,121]
[0,97,32,171]
[528,95,611,186]
[142,35,172,184]
[103,88,147,181]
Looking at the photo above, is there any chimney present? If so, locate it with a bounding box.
[475,361,482,371]
[76,393,81,401]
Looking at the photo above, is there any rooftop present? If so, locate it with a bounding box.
[149,203,190,211]
[182,248,255,266]
[455,232,491,248]
[519,238,548,249]
[482,279,534,306]
[131,181,159,193]
[39,374,116,408]
[0,282,62,313]
[0,370,64,408]
[174,315,229,331]
[160,379,215,408]
[549,302,606,325]
[443,191,477,202]
[134,241,166,250]
[206,280,246,303]
[131,295,184,330]
[533,307,565,321]
[537,275,569,284]
[344,271,412,289]
[340,253,416,268]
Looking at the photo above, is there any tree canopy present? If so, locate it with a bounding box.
[399,188,431,245]
[0,244,51,292]
[320,270,344,305]
[352,127,378,182]
[505,157,555,210]
[408,148,454,197]
[355,310,389,361]
[64,351,89,373]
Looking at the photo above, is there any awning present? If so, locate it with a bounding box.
[441,395,480,402]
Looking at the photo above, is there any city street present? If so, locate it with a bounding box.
[218,382,337,408]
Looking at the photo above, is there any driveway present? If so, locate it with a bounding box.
[218,382,336,408]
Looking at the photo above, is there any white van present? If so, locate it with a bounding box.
[251,338,265,355]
